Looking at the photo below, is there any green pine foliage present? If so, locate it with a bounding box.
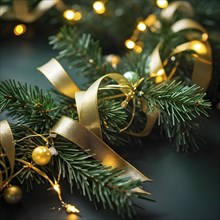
[0,25,212,219]
[0,82,152,218]
[49,26,211,151]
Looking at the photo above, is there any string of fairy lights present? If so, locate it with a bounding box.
[8,0,208,86]
[10,0,169,48]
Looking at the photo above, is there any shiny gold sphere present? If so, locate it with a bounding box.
[4,185,23,204]
[32,146,51,165]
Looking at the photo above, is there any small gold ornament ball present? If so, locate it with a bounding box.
[32,146,51,165]
[4,185,23,204]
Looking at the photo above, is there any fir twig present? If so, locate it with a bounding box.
[0,80,61,132]
[49,26,114,85]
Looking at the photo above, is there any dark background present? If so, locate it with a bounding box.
[0,35,220,220]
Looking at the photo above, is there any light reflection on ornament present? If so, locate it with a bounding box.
[93,1,105,14]
[191,41,207,54]
[63,10,75,20]
[123,71,139,84]
[125,39,135,49]
[32,146,51,165]
[156,0,169,9]
[3,185,23,204]
[14,24,26,36]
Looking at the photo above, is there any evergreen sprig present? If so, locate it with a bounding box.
[49,26,211,151]
[145,80,210,122]
[143,80,211,151]
[0,80,129,147]
[0,80,60,132]
[8,126,152,218]
[49,26,114,85]
[54,139,152,218]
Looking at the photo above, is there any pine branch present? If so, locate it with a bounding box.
[98,99,128,146]
[8,125,152,218]
[49,26,114,85]
[142,80,211,151]
[145,81,210,121]
[53,138,153,218]
[0,80,61,132]
[117,51,150,78]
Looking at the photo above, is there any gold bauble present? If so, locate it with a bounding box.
[4,185,23,204]
[32,146,51,165]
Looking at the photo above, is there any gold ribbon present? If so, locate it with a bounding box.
[160,1,194,20]
[0,120,15,190]
[149,1,212,91]
[51,116,151,193]
[0,0,68,22]
[75,73,131,138]
[38,60,153,194]
[37,58,80,99]
[38,59,158,138]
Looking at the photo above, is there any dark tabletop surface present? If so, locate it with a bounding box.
[0,36,220,220]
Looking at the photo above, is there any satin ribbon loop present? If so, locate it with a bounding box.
[75,73,131,138]
[0,120,15,190]
[160,1,194,21]
[149,1,212,91]
[37,58,80,99]
[51,116,151,194]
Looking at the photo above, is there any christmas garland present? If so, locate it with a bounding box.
[0,1,213,218]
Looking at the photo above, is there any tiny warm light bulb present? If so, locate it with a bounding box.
[156,0,169,9]
[134,45,143,53]
[93,1,105,14]
[125,39,135,49]
[202,33,208,41]
[66,214,79,220]
[14,24,26,36]
[137,21,146,31]
[63,9,75,20]
[144,14,157,27]
[74,11,82,21]
[66,204,80,214]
